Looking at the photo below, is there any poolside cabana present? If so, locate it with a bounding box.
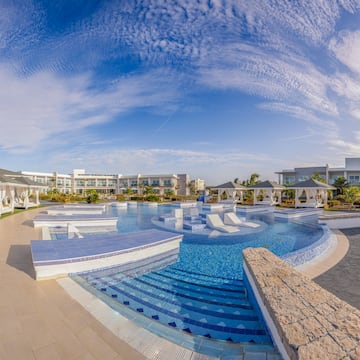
[289,178,336,208]
[11,176,43,209]
[211,181,247,204]
[249,181,285,206]
[0,168,45,215]
[0,175,13,215]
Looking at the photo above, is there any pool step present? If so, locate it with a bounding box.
[85,268,272,345]
[167,266,244,287]
[95,279,270,343]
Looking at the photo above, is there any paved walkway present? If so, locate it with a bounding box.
[314,228,360,310]
[1,208,358,359]
[0,208,145,360]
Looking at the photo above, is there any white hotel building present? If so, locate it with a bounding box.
[21,169,190,196]
[276,157,360,186]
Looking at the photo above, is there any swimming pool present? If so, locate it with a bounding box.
[70,204,325,358]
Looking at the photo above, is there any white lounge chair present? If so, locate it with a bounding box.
[223,212,260,228]
[206,214,239,233]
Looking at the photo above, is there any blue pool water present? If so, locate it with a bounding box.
[70,204,324,357]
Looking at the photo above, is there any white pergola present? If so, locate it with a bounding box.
[249,180,285,206]
[289,178,336,208]
[211,182,248,203]
[0,169,45,215]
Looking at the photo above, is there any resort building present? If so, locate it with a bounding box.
[276,157,360,186]
[191,178,206,192]
[20,169,191,196]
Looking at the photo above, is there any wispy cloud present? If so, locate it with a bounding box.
[48,146,273,182]
[329,30,360,75]
[0,64,180,153]
[1,1,360,181]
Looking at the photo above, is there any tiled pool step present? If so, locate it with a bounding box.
[167,265,244,283]
[61,277,281,359]
[160,266,244,289]
[90,278,270,343]
[75,255,273,345]
[87,247,179,278]
[141,273,246,301]
[107,275,251,310]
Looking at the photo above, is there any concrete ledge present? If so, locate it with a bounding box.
[319,212,360,229]
[243,247,360,360]
[32,214,118,227]
[31,229,183,280]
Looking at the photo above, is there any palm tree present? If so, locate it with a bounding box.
[311,173,325,183]
[86,189,99,203]
[333,176,348,195]
[339,186,360,208]
[242,173,260,186]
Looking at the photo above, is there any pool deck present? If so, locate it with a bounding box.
[0,208,358,359]
[0,208,145,360]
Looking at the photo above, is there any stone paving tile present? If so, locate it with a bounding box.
[1,207,358,360]
[19,313,56,351]
[0,208,146,360]
[243,247,360,360]
[315,227,360,310]
[33,342,67,360]
[1,333,36,360]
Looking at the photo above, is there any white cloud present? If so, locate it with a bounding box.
[1,0,360,182]
[329,30,360,75]
[47,147,274,183]
[0,65,180,153]
[198,44,337,118]
[258,102,336,128]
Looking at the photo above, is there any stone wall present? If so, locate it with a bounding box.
[243,247,360,360]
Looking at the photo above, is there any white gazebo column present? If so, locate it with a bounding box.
[253,189,258,204]
[24,190,30,209]
[10,189,15,212]
[0,189,4,214]
[310,189,317,207]
[35,189,40,205]
[295,189,302,208]
[322,189,328,206]
[237,190,243,203]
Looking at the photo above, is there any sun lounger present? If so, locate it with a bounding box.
[223,212,260,228]
[206,213,239,233]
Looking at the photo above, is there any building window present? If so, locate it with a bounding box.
[349,175,360,185]
[284,176,295,185]
[131,181,138,186]
[98,180,106,187]
[141,180,149,185]
[76,180,85,186]
[87,180,96,186]
[163,179,172,186]
[152,180,160,186]
[297,176,309,182]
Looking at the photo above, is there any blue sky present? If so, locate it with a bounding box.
[1,1,360,185]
